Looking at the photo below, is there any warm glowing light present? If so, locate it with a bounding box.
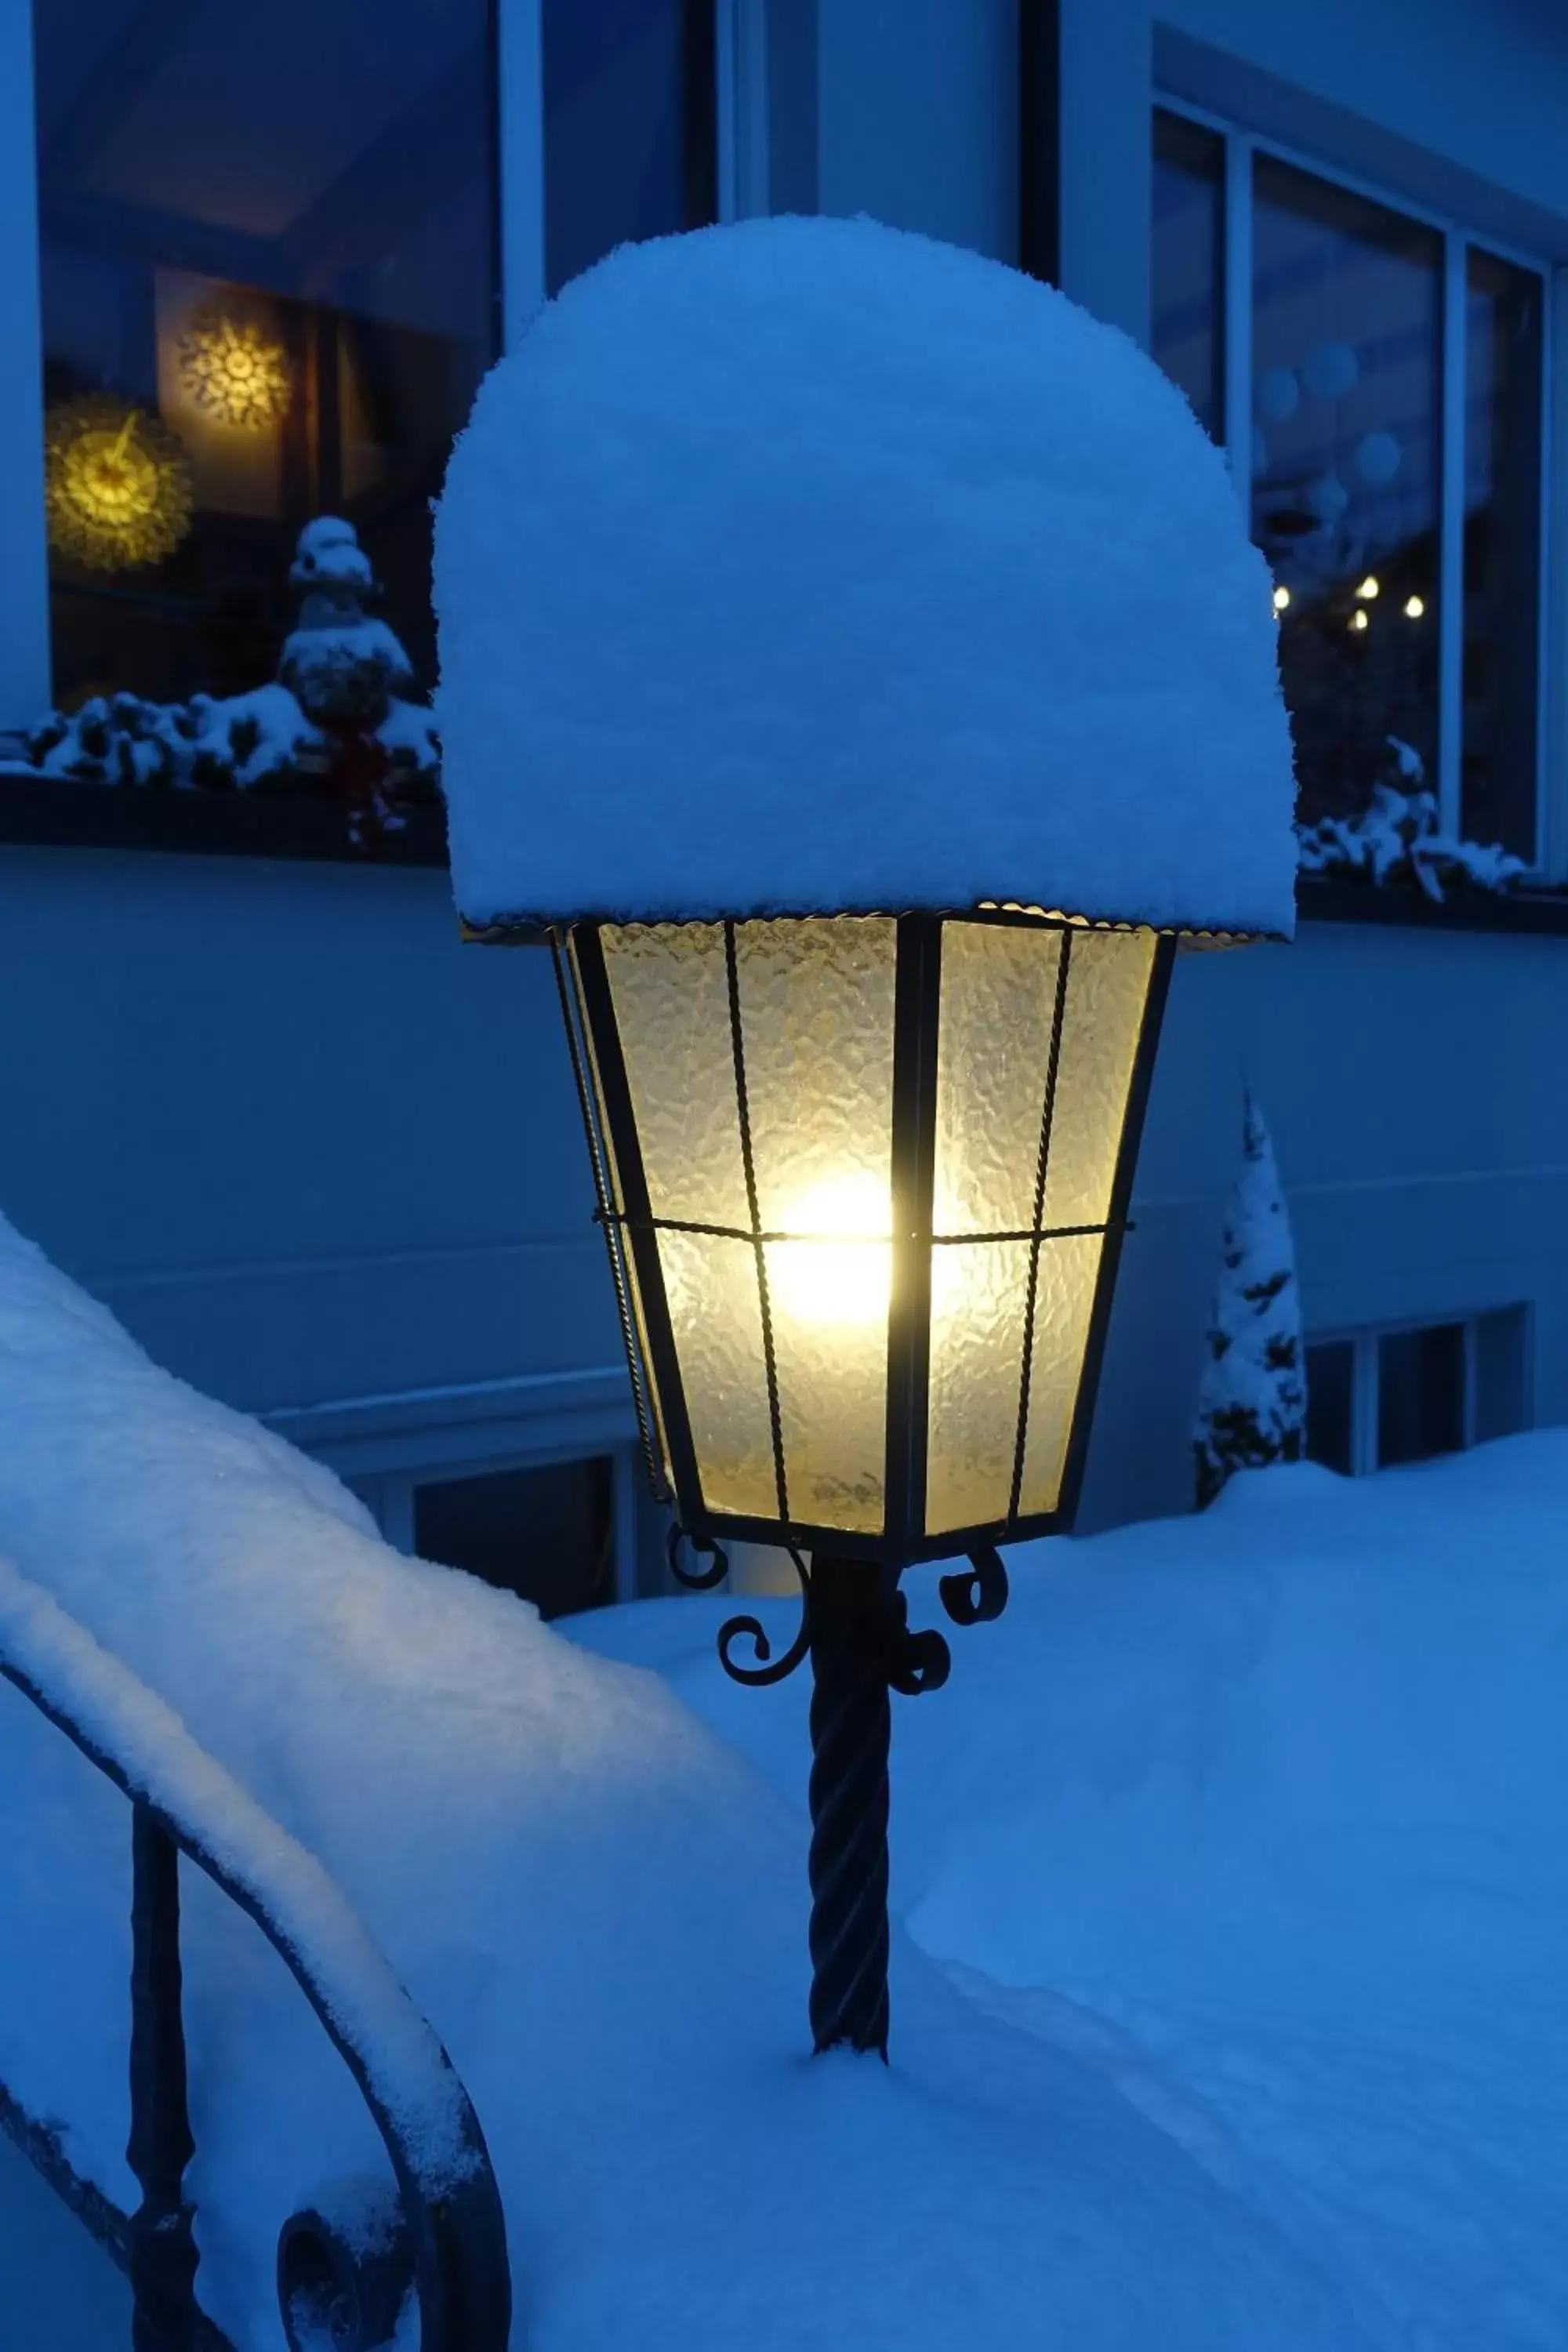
[1349,608,1370,633]
[44,395,192,571]
[178,307,292,430]
[1404,594,1425,618]
[767,1174,891,1327]
[1272,585,1290,613]
[1356,575,1380,600]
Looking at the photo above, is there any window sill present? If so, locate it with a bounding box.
[1298,871,1568,938]
[0,771,448,867]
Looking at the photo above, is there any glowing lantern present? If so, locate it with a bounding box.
[45,396,192,572]
[554,912,1171,1568]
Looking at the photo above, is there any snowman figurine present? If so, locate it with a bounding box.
[280,517,416,844]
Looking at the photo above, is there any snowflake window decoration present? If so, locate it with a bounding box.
[44,395,194,572]
[178,308,292,430]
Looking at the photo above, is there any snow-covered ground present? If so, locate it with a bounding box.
[575,1441,1568,2350]
[1,1206,1565,2348]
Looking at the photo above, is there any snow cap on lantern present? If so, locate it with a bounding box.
[435,214,1297,937]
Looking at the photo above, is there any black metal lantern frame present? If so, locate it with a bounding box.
[546,904,1178,2057]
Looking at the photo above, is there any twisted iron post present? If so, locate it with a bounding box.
[806,1562,896,2056]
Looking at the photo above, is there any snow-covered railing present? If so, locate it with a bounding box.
[0,1559,511,2352]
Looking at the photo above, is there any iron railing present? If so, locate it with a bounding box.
[0,1568,512,2352]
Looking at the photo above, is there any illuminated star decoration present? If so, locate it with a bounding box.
[178,307,292,430]
[44,395,194,571]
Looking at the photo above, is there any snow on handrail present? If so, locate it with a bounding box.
[0,1554,511,2351]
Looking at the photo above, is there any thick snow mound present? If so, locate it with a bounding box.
[0,1210,1362,2350]
[579,1442,1568,2351]
[436,215,1296,935]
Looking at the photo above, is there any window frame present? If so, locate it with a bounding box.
[1156,94,1555,870]
[1305,1305,1530,1476]
[264,1363,646,1602]
[0,1,760,856]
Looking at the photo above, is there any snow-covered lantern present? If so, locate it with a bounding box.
[436,216,1294,2058]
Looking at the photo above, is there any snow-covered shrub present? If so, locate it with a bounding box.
[1193,1092,1307,1509]
[1296,738,1527,901]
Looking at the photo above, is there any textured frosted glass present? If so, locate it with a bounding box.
[925,1240,1032,1533]
[935,923,1067,1237]
[734,919,897,1231]
[925,919,1154,1535]
[602,924,747,1228]
[1044,931,1156,1230]
[571,943,674,1489]
[603,917,896,1537]
[656,1231,779,1520]
[1018,1234,1102,1515]
[739,918,895,1534]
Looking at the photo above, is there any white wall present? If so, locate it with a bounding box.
[0,849,621,1417]
[1087,920,1568,1526]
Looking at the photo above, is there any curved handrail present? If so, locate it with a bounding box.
[0,1558,512,2350]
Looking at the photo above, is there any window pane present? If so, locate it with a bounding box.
[1152,110,1224,441]
[1463,250,1543,859]
[543,0,715,297]
[1472,1303,1530,1445]
[1305,1338,1355,1475]
[1252,158,1441,827]
[414,1458,615,1620]
[1377,1323,1465,1468]
[34,0,496,710]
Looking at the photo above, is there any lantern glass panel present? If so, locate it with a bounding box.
[601,917,898,1534]
[925,922,1157,1535]
[1045,929,1159,1228]
[572,947,675,1489]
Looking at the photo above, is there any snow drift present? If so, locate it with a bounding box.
[0,1209,1363,2349]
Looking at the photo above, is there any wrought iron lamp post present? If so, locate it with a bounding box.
[534,905,1177,2056]
[437,213,1296,2062]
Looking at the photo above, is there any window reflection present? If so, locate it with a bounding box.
[1250,158,1442,828]
[34,0,498,710]
[1152,109,1224,441]
[543,0,715,298]
[1463,249,1542,860]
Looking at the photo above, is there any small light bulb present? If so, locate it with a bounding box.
[1350,608,1370,632]
[1272,585,1291,614]
[1404,594,1425,618]
[1356,575,1381,600]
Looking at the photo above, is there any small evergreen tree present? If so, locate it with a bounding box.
[1193,1091,1307,1508]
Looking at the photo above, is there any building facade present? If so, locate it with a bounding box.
[0,0,1564,1613]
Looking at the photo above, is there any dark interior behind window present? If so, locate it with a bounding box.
[33,0,498,711]
[415,1457,615,1621]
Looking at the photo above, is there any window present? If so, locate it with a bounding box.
[413,1457,616,1621]
[28,0,718,742]
[1305,1306,1528,1475]
[543,0,716,299]
[349,1451,629,1620]
[34,0,499,712]
[1151,106,1547,861]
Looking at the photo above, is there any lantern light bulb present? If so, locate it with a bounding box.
[768,1174,891,1327]
[1272,585,1290,613]
[1350,608,1370,632]
[1404,593,1425,618]
[1356,575,1380,600]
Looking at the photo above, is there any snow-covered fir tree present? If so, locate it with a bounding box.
[1193,1091,1307,1508]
